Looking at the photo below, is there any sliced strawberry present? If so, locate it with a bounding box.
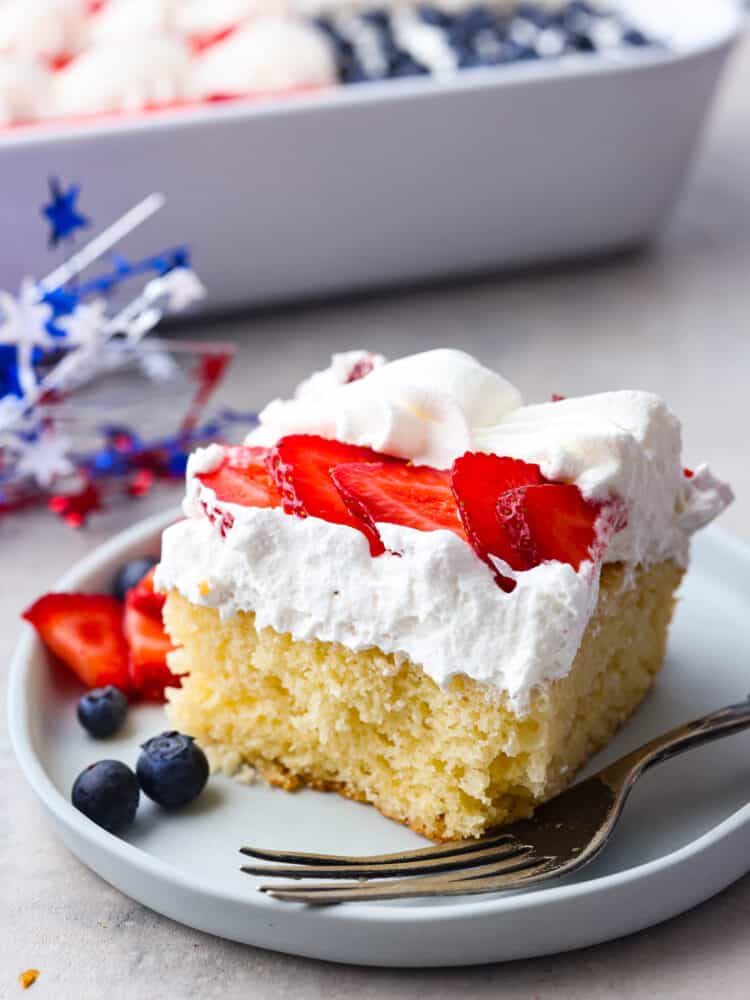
[23,593,131,691]
[332,462,466,543]
[270,435,400,555]
[451,453,546,587]
[197,445,280,509]
[124,583,178,702]
[126,566,165,618]
[127,658,178,702]
[496,484,602,571]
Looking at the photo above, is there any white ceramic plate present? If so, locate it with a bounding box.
[8,510,750,967]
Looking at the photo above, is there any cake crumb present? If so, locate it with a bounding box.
[18,969,39,990]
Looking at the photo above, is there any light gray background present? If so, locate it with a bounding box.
[2,34,749,1000]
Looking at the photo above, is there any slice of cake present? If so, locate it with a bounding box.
[156,349,732,841]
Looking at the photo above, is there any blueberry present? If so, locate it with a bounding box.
[417,5,453,28]
[112,556,157,602]
[567,32,596,52]
[461,5,501,34]
[77,686,129,739]
[498,39,539,63]
[622,27,649,47]
[136,732,209,809]
[515,3,554,28]
[72,760,139,833]
[389,53,429,78]
[361,8,389,29]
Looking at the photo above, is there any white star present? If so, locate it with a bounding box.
[145,267,206,313]
[139,348,178,381]
[0,394,30,436]
[56,298,108,347]
[15,430,74,488]
[0,278,54,399]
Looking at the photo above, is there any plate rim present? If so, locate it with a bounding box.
[8,509,750,933]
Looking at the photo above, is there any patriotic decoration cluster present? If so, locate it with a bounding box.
[0,179,255,525]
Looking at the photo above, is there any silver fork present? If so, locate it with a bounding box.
[240,696,750,904]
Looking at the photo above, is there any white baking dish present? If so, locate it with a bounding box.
[0,0,743,312]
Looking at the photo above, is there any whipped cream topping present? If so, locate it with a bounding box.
[249,349,523,470]
[174,0,282,37]
[84,0,179,45]
[54,35,190,116]
[157,349,733,710]
[0,57,52,125]
[0,0,86,59]
[188,17,337,98]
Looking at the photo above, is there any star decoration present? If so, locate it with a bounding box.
[42,178,89,247]
[0,180,239,528]
[144,267,206,313]
[139,348,179,382]
[15,431,74,488]
[48,479,102,528]
[0,279,54,398]
[42,285,81,338]
[56,299,108,348]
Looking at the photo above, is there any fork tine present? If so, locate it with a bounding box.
[239,829,523,868]
[260,857,558,904]
[241,841,534,881]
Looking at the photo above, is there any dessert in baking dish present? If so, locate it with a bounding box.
[155,349,731,840]
[0,1,655,127]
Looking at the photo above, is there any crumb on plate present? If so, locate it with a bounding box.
[19,969,39,990]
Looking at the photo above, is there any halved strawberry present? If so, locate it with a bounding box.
[332,462,466,543]
[124,569,178,702]
[270,435,400,555]
[126,566,166,618]
[23,593,131,691]
[497,484,602,571]
[197,445,280,508]
[130,622,181,701]
[451,453,546,587]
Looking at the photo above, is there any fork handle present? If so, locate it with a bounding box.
[599,694,750,789]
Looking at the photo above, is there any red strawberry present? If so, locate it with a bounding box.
[496,484,603,572]
[23,593,131,691]
[197,445,280,509]
[124,568,178,702]
[130,640,181,701]
[451,453,545,588]
[126,566,166,618]
[270,435,400,555]
[332,462,466,543]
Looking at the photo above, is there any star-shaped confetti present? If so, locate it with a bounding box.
[0,279,54,398]
[146,267,207,312]
[15,430,74,488]
[48,479,102,528]
[42,177,89,247]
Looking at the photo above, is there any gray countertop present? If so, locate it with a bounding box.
[2,34,750,1000]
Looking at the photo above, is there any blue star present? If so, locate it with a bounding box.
[0,345,23,398]
[41,285,80,338]
[42,178,89,247]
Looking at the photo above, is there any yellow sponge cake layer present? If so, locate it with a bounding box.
[164,560,682,841]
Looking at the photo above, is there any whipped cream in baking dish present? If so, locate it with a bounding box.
[156,349,732,709]
[0,1,657,126]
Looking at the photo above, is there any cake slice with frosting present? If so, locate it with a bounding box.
[155,349,732,840]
